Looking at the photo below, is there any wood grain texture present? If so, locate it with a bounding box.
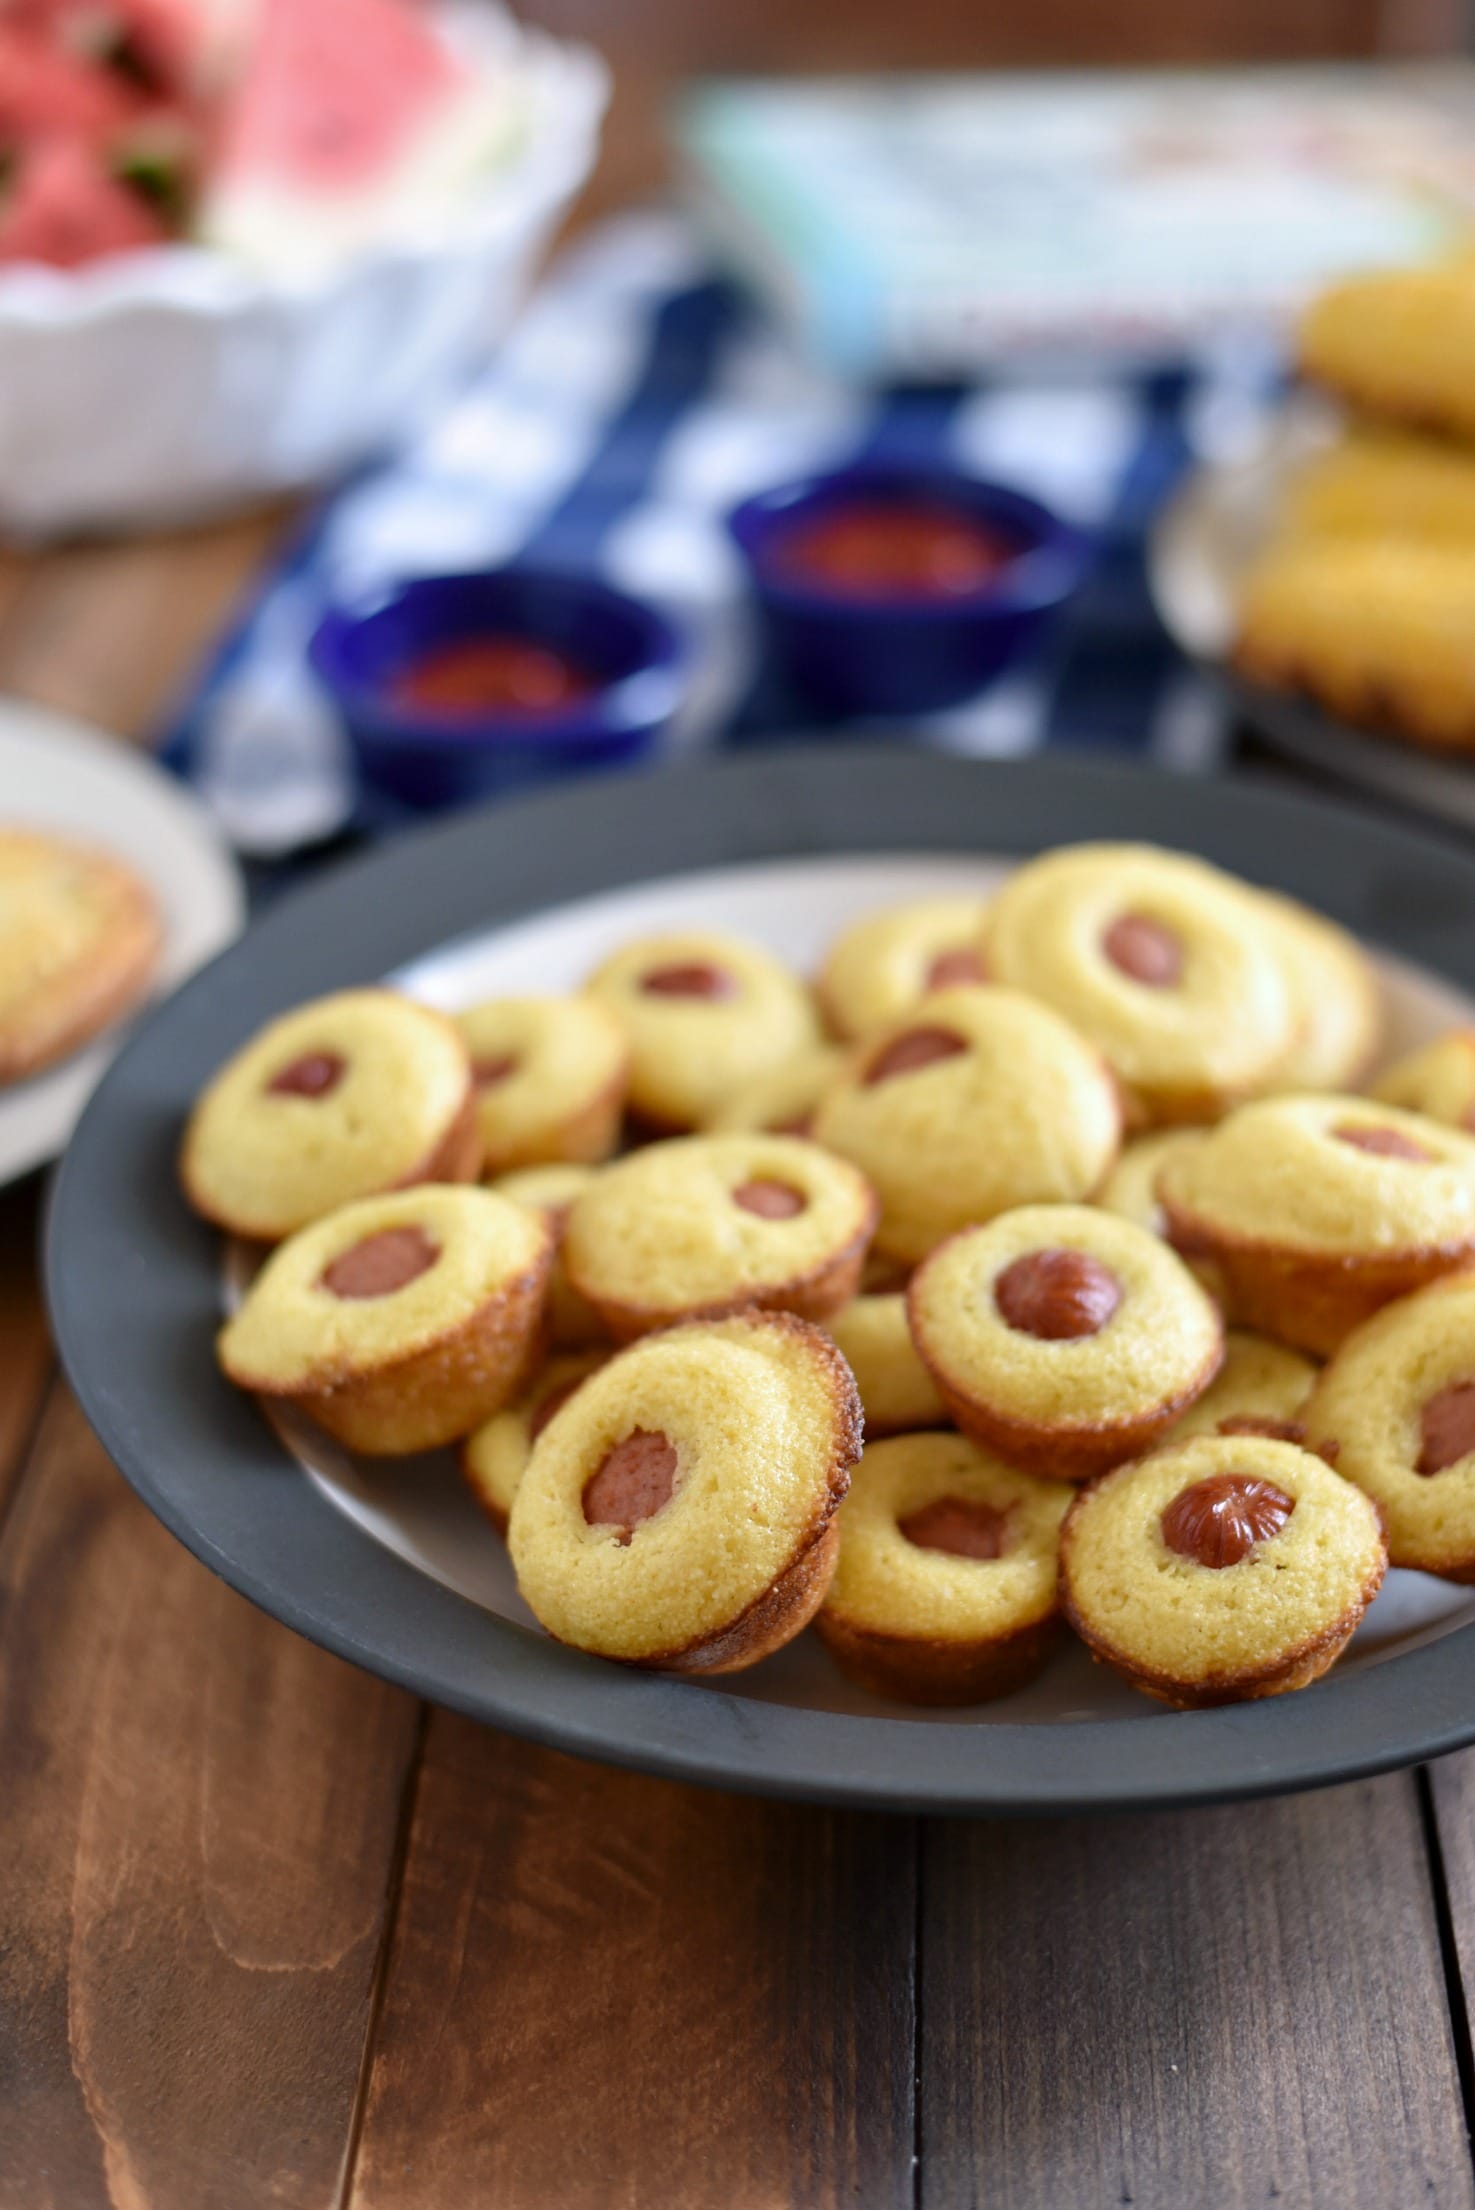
[919,1775,1475,2210]
[348,1713,917,2210]
[0,1179,50,1530]
[0,1389,422,2210]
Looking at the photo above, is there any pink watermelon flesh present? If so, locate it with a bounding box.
[0,23,149,144]
[0,133,170,264]
[214,0,467,190]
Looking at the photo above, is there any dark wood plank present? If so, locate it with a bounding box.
[0,1388,423,2210]
[348,1711,916,2210]
[920,1775,1474,2210]
[0,1179,50,1530]
[1424,1749,1475,2126]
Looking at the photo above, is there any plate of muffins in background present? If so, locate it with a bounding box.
[43,748,1475,1812]
[1152,249,1475,830]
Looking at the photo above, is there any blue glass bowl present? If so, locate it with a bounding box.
[727,465,1090,717]
[308,567,686,812]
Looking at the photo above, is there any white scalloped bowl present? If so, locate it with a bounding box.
[0,13,607,538]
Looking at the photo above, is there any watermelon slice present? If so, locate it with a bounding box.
[0,133,170,266]
[0,22,148,144]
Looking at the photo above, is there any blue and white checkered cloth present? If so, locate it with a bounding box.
[162,211,1282,858]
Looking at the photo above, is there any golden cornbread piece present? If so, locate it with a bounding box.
[508,1309,862,1672]
[1282,427,1475,546]
[1167,1330,1318,1446]
[183,988,479,1242]
[827,1293,947,1438]
[217,1185,552,1456]
[1060,1434,1386,1708]
[1298,262,1475,446]
[704,1043,848,1137]
[0,828,161,1085]
[1253,891,1383,1093]
[907,1204,1222,1482]
[461,1348,607,1536]
[812,985,1122,1267]
[817,895,990,1040]
[455,993,627,1174]
[493,1163,606,1349]
[816,1432,1071,1704]
[584,929,819,1130]
[1372,1030,1475,1132]
[1098,1130,1206,1239]
[1158,1094,1475,1356]
[563,1133,877,1340]
[1234,540,1475,755]
[1303,1274,1475,1581]
[983,844,1294,1122]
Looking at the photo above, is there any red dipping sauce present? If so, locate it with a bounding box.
[768,499,1022,600]
[392,636,598,720]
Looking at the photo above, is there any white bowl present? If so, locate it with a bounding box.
[0,10,607,538]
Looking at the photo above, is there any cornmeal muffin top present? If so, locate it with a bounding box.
[1372,1031,1475,1132]
[508,1310,860,1660]
[463,1348,608,1525]
[1158,1094,1475,1259]
[1254,891,1382,1094]
[1098,1130,1207,1238]
[0,827,160,1080]
[1168,1331,1318,1445]
[824,1431,1070,1644]
[826,1293,946,1435]
[184,989,472,1239]
[455,994,626,1164]
[817,895,990,1040]
[219,1184,550,1394]
[704,1044,848,1136]
[493,1163,600,1214]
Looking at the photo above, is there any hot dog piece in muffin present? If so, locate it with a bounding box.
[1253,891,1383,1094]
[1157,1094,1475,1357]
[1060,1435,1386,1707]
[827,1293,947,1438]
[817,896,990,1041]
[1372,1030,1475,1132]
[217,1185,552,1456]
[0,828,162,1085]
[461,1348,607,1535]
[908,1204,1222,1481]
[817,1432,1071,1704]
[812,986,1121,1268]
[584,931,819,1130]
[1303,1274,1475,1581]
[704,1044,848,1138]
[509,1309,862,1673]
[492,1164,606,1349]
[1167,1329,1318,1446]
[983,843,1295,1123]
[455,994,627,1175]
[563,1133,877,1340]
[183,989,480,1241]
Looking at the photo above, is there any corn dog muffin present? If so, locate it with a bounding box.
[461,1348,607,1535]
[816,895,990,1040]
[1158,1094,1475,1356]
[217,1184,552,1456]
[584,930,819,1130]
[827,1293,947,1438]
[183,989,479,1241]
[454,994,627,1174]
[492,1163,606,1349]
[1060,1433,1386,1707]
[1098,1131,1207,1239]
[563,1133,877,1340]
[812,985,1121,1267]
[509,1309,862,1673]
[1298,261,1475,446]
[1254,891,1383,1093]
[0,827,161,1085]
[983,843,1295,1122]
[1303,1274,1475,1581]
[1167,1329,1318,1446]
[908,1204,1222,1481]
[1281,427,1475,547]
[1372,1030,1475,1132]
[704,1043,848,1137]
[816,1432,1071,1704]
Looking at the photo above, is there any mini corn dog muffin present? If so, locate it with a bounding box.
[563,1134,876,1340]
[0,828,162,1085]
[584,930,819,1130]
[1098,1130,1207,1238]
[1060,1434,1387,1708]
[1372,1030,1475,1132]
[827,1294,948,1438]
[1157,1095,1475,1356]
[1298,261,1475,446]
[492,1164,606,1349]
[461,1348,607,1535]
[1303,1274,1475,1582]
[183,989,480,1241]
[1281,427,1475,547]
[704,1043,848,1138]
[1253,891,1383,1093]
[983,844,1295,1123]
[217,1185,552,1456]
[1166,1329,1318,1446]
[455,994,627,1174]
[908,1205,1221,1481]
[812,986,1121,1267]
[509,1309,862,1674]
[816,895,990,1040]
[816,1432,1071,1705]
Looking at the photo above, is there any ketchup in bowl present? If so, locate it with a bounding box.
[767,499,1022,600]
[391,636,598,720]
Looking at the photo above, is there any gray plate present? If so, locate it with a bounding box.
[43,748,1475,1814]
